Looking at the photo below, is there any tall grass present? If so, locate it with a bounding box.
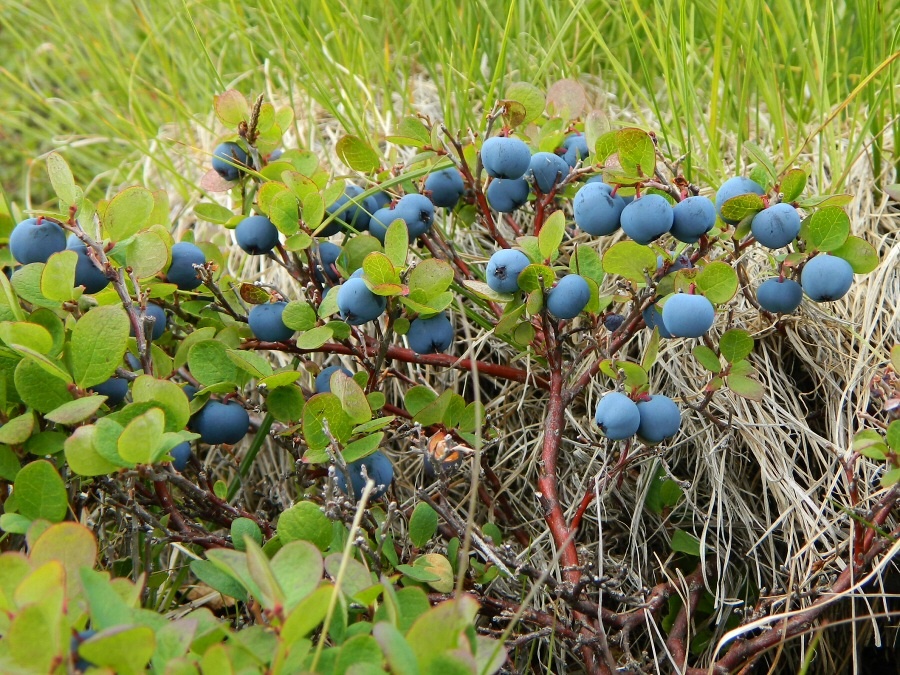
[0,0,897,204]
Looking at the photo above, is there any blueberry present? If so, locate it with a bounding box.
[322,185,377,236]
[661,294,715,338]
[130,303,167,340]
[370,190,393,210]
[546,275,591,320]
[671,196,716,243]
[750,203,801,249]
[315,365,353,394]
[715,176,765,224]
[91,376,129,406]
[191,400,250,445]
[756,278,803,313]
[800,255,854,302]
[635,395,682,444]
[585,175,611,189]
[170,442,192,472]
[183,384,199,400]
[481,136,532,179]
[486,249,531,294]
[424,168,465,208]
[235,215,279,255]
[313,242,341,283]
[643,303,674,338]
[486,178,530,212]
[393,193,434,238]
[594,392,641,440]
[604,314,625,331]
[656,252,692,275]
[574,182,625,236]
[368,207,399,243]
[562,133,590,168]
[166,241,206,291]
[337,277,387,325]
[212,142,249,181]
[66,236,109,294]
[527,152,570,193]
[267,148,284,162]
[71,629,97,673]
[9,217,67,265]
[335,450,394,500]
[248,302,294,342]
[406,312,454,354]
[620,194,674,244]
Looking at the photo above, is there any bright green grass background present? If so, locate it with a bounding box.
[1,0,897,207]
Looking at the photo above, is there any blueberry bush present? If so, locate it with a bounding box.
[0,79,896,675]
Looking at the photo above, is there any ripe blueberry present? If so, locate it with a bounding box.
[562,133,589,168]
[322,184,377,236]
[170,442,192,472]
[393,193,435,238]
[235,215,279,255]
[486,178,530,212]
[620,194,674,244]
[594,392,641,440]
[574,182,625,236]
[337,277,387,325]
[643,303,674,338]
[546,275,591,320]
[166,241,206,291]
[661,293,715,338]
[191,400,250,445]
[424,168,465,208]
[800,255,854,302]
[671,196,716,243]
[67,236,109,294]
[486,249,530,294]
[91,376,129,406]
[130,303,167,340]
[751,203,801,249]
[212,142,249,181]
[636,395,682,444]
[756,278,803,313]
[313,242,341,283]
[481,136,532,179]
[9,217,67,265]
[406,312,454,354]
[248,302,294,342]
[335,450,394,499]
[527,152,570,193]
[715,176,765,224]
[604,314,625,331]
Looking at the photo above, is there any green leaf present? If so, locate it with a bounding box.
[188,340,240,387]
[414,389,454,427]
[797,193,853,208]
[569,246,604,286]
[282,302,318,331]
[41,250,78,302]
[214,89,249,126]
[505,82,545,125]
[594,131,617,163]
[296,325,334,350]
[803,206,850,252]
[0,444,20,480]
[695,261,739,304]
[516,264,555,292]
[461,280,514,303]
[270,541,324,611]
[231,518,263,552]
[409,503,438,548]
[64,425,118,476]
[886,421,900,453]
[386,116,432,147]
[384,219,409,268]
[373,623,419,675]
[14,358,72,412]
[302,393,353,451]
[670,529,702,556]
[132,375,191,431]
[616,128,655,177]
[726,374,765,401]
[880,467,900,488]
[743,141,778,182]
[0,513,31,534]
[602,241,657,282]
[46,152,78,205]
[278,501,332,551]
[227,349,274,378]
[194,202,234,225]
[692,346,722,373]
[406,595,479,671]
[0,321,53,354]
[13,459,68,522]
[124,229,169,279]
[79,626,156,675]
[341,432,384,464]
[330,371,371,424]
[599,360,648,387]
[280,585,335,645]
[191,559,248,602]
[409,258,454,299]
[0,411,35,444]
[71,305,130,388]
[118,407,165,464]
[721,193,765,222]
[103,186,154,241]
[719,329,754,363]
[538,210,566,260]
[404,386,437,416]
[46,396,106,425]
[853,430,888,460]
[830,235,879,274]
[779,168,807,202]
[363,252,400,287]
[336,135,380,173]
